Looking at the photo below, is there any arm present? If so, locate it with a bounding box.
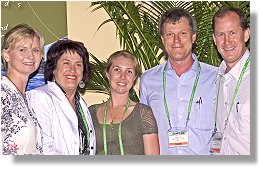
[139,75,148,105]
[1,90,19,155]
[143,133,160,155]
[27,90,61,155]
[140,104,160,155]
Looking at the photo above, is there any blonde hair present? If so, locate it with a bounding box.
[1,23,45,68]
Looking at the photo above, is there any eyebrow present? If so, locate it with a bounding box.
[112,65,134,70]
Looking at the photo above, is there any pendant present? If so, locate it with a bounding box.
[110,121,114,130]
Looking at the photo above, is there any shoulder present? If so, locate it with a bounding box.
[88,103,102,112]
[135,103,153,113]
[141,63,165,81]
[199,61,218,77]
[27,84,50,98]
[200,61,218,72]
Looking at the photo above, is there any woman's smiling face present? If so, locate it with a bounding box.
[53,50,84,94]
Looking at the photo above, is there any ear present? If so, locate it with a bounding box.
[2,49,10,62]
[192,33,197,43]
[106,72,109,80]
[244,28,250,43]
[161,36,164,44]
[212,34,217,46]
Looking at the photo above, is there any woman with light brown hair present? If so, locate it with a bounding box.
[89,50,160,155]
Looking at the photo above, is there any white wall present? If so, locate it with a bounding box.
[67,1,121,105]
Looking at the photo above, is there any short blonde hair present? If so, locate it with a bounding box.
[1,23,45,68]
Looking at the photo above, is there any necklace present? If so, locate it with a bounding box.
[103,98,131,155]
[108,101,127,129]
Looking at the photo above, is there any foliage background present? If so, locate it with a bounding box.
[84,1,250,102]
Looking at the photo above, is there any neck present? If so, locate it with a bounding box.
[65,90,77,111]
[6,71,29,95]
[225,49,247,73]
[225,58,243,74]
[169,56,194,77]
[109,93,129,108]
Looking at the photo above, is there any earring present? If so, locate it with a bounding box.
[79,81,85,88]
[53,71,56,82]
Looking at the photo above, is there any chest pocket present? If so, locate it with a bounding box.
[191,97,214,130]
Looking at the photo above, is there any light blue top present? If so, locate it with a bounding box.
[140,54,218,155]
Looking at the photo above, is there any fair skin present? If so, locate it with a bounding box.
[53,51,84,108]
[213,12,250,73]
[2,36,42,95]
[161,17,196,77]
[97,56,160,155]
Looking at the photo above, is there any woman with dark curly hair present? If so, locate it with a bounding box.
[27,39,96,155]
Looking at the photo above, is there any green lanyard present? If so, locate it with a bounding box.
[214,56,250,132]
[103,98,130,155]
[77,102,90,155]
[163,61,201,129]
[77,101,90,146]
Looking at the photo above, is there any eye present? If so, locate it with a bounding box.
[19,48,27,52]
[165,33,174,38]
[230,31,236,35]
[76,63,82,67]
[63,61,70,65]
[180,31,187,35]
[127,70,134,74]
[33,48,40,53]
[216,32,224,37]
[113,67,120,72]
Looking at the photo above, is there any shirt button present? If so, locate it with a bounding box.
[91,146,94,149]
[224,102,227,106]
[179,115,182,119]
[178,150,182,154]
[90,130,92,133]
[225,83,229,87]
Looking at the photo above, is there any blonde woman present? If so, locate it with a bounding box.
[1,24,44,155]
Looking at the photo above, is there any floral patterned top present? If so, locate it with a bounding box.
[1,76,43,155]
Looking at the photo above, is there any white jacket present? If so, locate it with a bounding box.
[27,81,96,155]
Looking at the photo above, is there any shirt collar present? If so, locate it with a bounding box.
[166,53,199,73]
[218,49,250,81]
[48,81,80,101]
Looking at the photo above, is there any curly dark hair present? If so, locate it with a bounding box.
[44,39,91,83]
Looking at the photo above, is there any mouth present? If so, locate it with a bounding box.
[223,46,235,51]
[23,62,35,66]
[65,75,77,80]
[117,82,126,86]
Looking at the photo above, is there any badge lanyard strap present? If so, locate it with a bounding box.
[214,56,250,132]
[163,62,201,130]
[103,98,130,155]
[76,101,90,147]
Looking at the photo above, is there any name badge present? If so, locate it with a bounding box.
[168,128,189,147]
[209,132,223,153]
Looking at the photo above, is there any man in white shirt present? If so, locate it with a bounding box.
[212,6,250,155]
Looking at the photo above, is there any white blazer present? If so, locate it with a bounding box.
[27,82,96,155]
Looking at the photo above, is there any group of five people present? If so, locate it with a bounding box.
[1,6,250,155]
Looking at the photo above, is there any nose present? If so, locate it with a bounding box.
[224,34,231,45]
[173,34,181,43]
[25,49,35,59]
[120,71,126,79]
[69,64,76,73]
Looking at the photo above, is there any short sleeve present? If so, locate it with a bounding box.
[138,103,158,135]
